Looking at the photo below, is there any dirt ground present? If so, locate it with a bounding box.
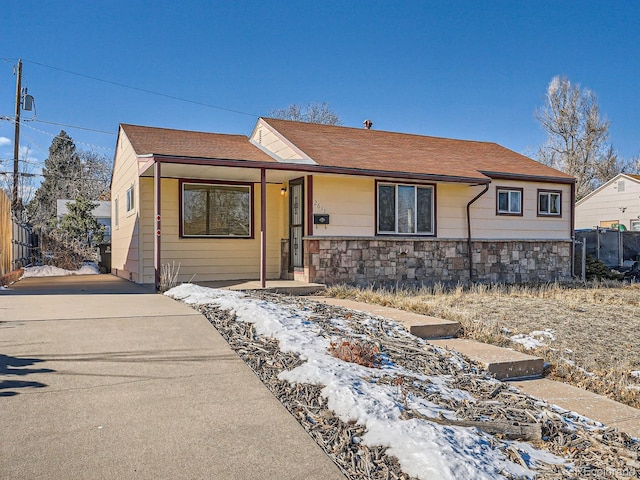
[326,281,640,407]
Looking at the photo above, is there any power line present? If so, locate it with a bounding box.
[19,58,260,118]
[26,118,116,135]
[7,117,115,153]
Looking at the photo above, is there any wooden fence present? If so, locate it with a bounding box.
[0,190,10,275]
[0,190,35,276]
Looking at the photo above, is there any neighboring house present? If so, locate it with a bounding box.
[56,199,112,242]
[574,174,640,231]
[111,118,575,288]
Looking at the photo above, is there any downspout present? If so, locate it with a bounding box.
[260,168,267,288]
[570,181,576,277]
[466,184,489,282]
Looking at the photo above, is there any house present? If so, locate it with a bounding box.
[56,199,112,242]
[110,118,575,289]
[574,174,640,231]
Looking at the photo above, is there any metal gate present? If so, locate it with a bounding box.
[289,179,304,269]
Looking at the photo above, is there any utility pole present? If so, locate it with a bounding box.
[12,59,22,215]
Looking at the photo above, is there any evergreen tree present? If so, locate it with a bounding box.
[59,196,105,246]
[27,131,82,228]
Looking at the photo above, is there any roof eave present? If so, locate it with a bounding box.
[140,154,490,184]
[480,171,576,185]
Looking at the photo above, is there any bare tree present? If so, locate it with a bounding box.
[536,76,615,199]
[79,150,112,200]
[269,101,342,125]
[0,145,37,220]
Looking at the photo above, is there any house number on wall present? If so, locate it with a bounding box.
[313,200,328,229]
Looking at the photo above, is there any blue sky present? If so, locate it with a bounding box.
[1,1,639,182]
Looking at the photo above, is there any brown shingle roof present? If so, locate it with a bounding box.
[262,118,573,182]
[627,174,640,181]
[120,124,275,162]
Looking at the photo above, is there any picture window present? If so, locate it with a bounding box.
[182,182,252,237]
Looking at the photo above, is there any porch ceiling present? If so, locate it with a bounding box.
[139,161,303,183]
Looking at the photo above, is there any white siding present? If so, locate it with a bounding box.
[575,177,640,230]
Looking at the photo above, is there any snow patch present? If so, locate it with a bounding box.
[511,329,555,350]
[166,284,568,479]
[22,263,100,278]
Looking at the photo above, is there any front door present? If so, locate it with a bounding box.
[289,179,304,270]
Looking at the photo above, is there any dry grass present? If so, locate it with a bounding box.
[325,281,640,408]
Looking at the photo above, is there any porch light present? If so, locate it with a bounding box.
[281,187,287,195]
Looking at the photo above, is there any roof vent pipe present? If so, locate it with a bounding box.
[363,119,373,129]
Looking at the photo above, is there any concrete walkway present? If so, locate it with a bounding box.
[308,295,640,438]
[0,275,344,480]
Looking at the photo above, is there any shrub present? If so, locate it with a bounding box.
[328,337,382,368]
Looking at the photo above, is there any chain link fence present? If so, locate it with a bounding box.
[574,229,640,279]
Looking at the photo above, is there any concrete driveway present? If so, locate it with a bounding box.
[0,275,344,480]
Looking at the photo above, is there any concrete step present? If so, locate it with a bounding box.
[307,296,461,339]
[197,280,326,296]
[429,338,544,380]
[509,378,640,438]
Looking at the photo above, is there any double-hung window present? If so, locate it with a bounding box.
[496,187,522,215]
[377,183,434,235]
[182,182,252,237]
[537,190,562,216]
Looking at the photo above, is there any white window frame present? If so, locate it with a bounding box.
[537,190,562,217]
[376,182,434,235]
[496,187,523,215]
[126,186,134,213]
[631,220,640,232]
[114,197,119,228]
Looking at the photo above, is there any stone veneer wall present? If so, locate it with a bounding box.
[301,237,572,286]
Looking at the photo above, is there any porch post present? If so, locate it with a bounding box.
[154,160,161,290]
[260,168,267,288]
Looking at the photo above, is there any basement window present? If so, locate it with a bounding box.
[496,187,522,215]
[181,182,253,238]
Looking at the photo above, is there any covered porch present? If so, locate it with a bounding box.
[139,155,314,290]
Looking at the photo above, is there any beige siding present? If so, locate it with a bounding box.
[251,122,307,161]
[575,177,640,230]
[308,177,571,240]
[469,181,572,240]
[110,132,142,282]
[310,176,374,236]
[437,184,474,237]
[140,178,284,284]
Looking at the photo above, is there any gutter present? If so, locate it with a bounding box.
[466,184,490,282]
[141,154,491,186]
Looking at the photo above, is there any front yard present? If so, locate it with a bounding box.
[325,281,640,408]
